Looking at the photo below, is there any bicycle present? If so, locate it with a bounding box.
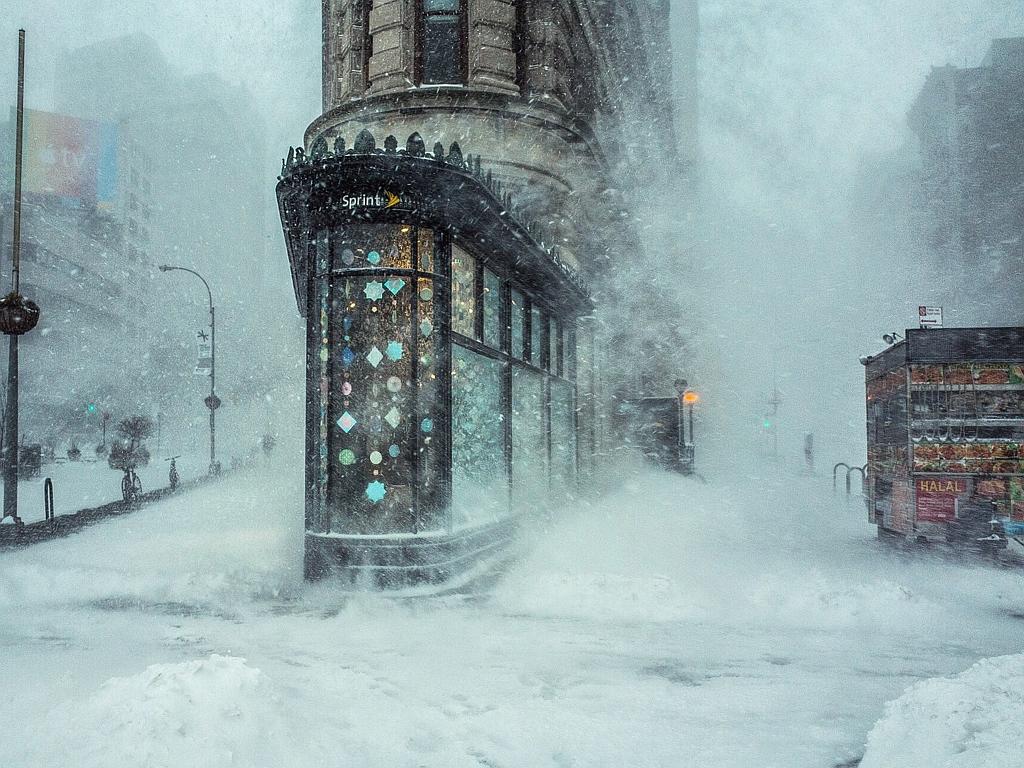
[121,467,142,503]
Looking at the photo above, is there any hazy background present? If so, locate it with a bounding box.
[2,0,1023,471]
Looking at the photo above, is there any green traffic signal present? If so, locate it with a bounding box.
[87,403,97,413]
[763,419,772,429]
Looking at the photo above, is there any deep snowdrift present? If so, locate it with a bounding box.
[17,655,298,768]
[860,653,1024,768]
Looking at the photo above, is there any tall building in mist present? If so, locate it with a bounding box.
[53,34,281,450]
[0,109,156,446]
[278,0,699,581]
[908,37,1024,322]
[55,34,269,296]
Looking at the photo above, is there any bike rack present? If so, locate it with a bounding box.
[43,477,54,522]
[833,462,867,496]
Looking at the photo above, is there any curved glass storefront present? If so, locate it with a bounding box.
[306,222,580,538]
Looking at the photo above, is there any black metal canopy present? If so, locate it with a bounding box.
[277,130,591,318]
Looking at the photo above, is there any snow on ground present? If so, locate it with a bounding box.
[8,453,209,525]
[860,654,1024,768]
[1,448,1023,767]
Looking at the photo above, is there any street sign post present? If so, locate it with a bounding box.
[918,306,943,329]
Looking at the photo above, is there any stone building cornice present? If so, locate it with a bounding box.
[304,87,607,171]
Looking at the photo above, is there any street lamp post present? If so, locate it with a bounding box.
[1,30,41,526]
[158,265,219,474]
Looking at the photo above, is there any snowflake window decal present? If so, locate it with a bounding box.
[365,480,386,503]
[363,280,385,301]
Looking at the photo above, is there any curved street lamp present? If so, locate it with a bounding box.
[158,265,219,475]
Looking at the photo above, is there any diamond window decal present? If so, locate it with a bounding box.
[385,341,403,361]
[384,407,401,428]
[367,346,384,368]
[337,411,357,433]
[363,280,385,300]
[384,278,406,295]
[366,480,386,503]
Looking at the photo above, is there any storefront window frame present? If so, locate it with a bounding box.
[448,236,579,503]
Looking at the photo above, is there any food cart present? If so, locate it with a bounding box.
[862,327,1024,547]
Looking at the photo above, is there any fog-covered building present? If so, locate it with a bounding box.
[52,34,282,454]
[0,110,155,446]
[908,37,1024,322]
[279,0,695,582]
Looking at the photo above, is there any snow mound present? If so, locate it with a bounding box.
[25,655,297,768]
[860,653,1024,768]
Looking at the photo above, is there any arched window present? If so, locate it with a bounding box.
[418,0,466,84]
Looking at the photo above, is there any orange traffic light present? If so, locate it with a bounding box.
[682,390,700,405]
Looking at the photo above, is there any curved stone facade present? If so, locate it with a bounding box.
[312,0,682,275]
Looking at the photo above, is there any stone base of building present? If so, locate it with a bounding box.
[304,516,521,589]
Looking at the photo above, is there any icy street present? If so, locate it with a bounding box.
[2,448,1023,768]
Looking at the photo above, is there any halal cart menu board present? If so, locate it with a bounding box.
[914,475,1024,525]
[909,363,1024,385]
[912,443,1023,474]
[915,476,967,523]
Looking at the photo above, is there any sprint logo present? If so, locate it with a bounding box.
[340,191,402,210]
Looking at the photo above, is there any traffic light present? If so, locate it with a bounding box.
[87,403,97,414]
[763,417,772,429]
[682,390,700,405]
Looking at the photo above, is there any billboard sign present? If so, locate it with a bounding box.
[20,109,118,208]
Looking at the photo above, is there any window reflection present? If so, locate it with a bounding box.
[483,268,502,349]
[511,288,525,359]
[451,345,508,527]
[451,245,476,337]
[530,304,542,366]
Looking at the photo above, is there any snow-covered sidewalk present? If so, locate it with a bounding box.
[2,457,1023,767]
[3,454,208,525]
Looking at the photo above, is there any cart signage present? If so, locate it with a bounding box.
[916,476,967,522]
[918,306,943,329]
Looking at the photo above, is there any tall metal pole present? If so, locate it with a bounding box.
[2,31,26,524]
[158,265,217,474]
[209,303,216,473]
